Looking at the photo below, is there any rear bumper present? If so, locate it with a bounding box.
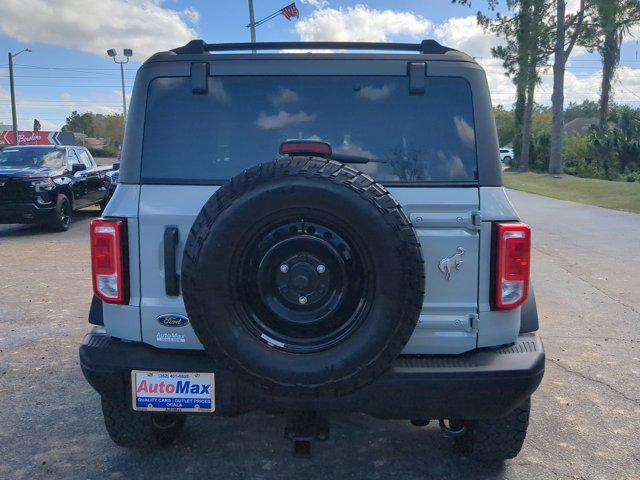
[0,201,54,223]
[79,331,544,420]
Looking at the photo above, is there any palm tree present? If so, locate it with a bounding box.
[596,0,640,129]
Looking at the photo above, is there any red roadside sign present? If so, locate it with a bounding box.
[0,130,75,146]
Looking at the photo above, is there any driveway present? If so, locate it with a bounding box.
[0,192,638,479]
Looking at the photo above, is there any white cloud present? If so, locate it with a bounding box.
[566,0,582,15]
[181,6,200,25]
[256,110,316,130]
[295,4,431,42]
[625,24,640,43]
[454,116,476,148]
[433,14,640,108]
[269,88,300,107]
[0,0,199,60]
[435,16,503,59]
[550,66,640,105]
[434,16,516,105]
[300,0,329,7]
[356,84,396,101]
[478,57,518,106]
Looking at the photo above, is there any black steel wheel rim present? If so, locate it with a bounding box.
[60,201,70,227]
[238,218,370,353]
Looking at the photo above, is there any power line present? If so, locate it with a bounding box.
[4,74,133,79]
[0,83,135,88]
[0,98,124,103]
[0,64,133,78]
[0,63,134,70]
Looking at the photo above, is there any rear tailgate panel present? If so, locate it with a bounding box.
[391,187,480,354]
[136,185,481,354]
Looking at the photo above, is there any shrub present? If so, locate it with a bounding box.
[623,172,640,182]
[562,135,590,177]
[529,130,550,172]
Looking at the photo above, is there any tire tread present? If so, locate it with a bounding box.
[101,398,185,449]
[455,398,531,461]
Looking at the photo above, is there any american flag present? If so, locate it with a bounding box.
[281,3,300,20]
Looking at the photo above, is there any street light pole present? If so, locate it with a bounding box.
[8,48,32,145]
[107,48,132,123]
[119,62,127,120]
[248,0,257,53]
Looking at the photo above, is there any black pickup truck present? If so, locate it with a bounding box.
[0,145,117,231]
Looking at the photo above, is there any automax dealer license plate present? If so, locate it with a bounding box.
[131,371,215,413]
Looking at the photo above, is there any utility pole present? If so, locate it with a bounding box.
[8,48,31,145]
[107,48,132,122]
[248,0,257,53]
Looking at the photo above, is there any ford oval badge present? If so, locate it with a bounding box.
[157,314,189,328]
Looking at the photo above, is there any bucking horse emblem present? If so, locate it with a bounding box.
[438,247,465,281]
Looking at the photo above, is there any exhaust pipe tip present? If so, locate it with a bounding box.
[438,419,469,437]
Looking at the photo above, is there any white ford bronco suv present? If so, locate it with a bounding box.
[80,40,544,461]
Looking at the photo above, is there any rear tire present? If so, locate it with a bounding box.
[49,195,72,232]
[101,398,186,449]
[454,398,531,461]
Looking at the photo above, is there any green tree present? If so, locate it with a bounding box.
[493,105,517,146]
[528,103,553,171]
[594,0,640,129]
[606,105,640,172]
[548,0,593,175]
[61,111,125,148]
[61,111,97,136]
[565,99,600,121]
[454,1,595,175]
[457,0,554,171]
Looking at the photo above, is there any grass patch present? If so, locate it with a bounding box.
[503,171,640,214]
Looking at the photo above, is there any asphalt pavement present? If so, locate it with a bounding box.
[0,191,638,480]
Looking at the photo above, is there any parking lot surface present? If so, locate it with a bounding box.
[1,191,639,479]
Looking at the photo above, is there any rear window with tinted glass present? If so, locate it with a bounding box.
[141,76,477,183]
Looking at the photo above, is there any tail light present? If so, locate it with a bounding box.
[493,222,531,309]
[90,218,128,304]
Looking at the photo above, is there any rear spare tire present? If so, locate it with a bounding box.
[182,158,425,396]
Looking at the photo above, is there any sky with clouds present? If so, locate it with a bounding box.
[0,0,638,130]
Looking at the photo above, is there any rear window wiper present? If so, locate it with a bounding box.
[279,140,386,164]
[325,153,386,164]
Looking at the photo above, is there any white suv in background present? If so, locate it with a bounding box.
[500,148,514,163]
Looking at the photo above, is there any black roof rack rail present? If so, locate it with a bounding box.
[171,40,456,56]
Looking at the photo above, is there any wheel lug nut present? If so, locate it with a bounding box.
[298,296,308,305]
[280,264,289,273]
[317,264,326,274]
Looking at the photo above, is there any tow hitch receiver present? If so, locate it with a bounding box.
[284,411,330,458]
